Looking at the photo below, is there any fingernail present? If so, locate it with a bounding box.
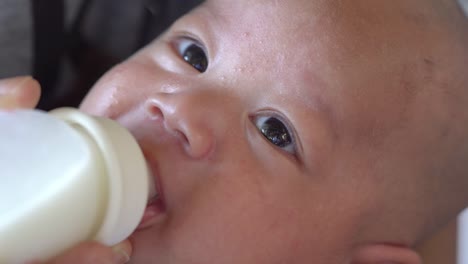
[0,76,33,95]
[112,240,132,264]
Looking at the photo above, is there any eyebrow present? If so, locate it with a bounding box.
[171,2,220,59]
[292,69,340,143]
[199,0,240,34]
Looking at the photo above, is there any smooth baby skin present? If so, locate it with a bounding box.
[80,0,468,263]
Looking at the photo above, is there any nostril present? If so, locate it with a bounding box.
[174,129,190,148]
[144,96,215,160]
[144,101,164,121]
[145,99,190,145]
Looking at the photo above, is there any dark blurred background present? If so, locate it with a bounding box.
[0,0,203,110]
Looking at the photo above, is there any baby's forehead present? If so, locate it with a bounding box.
[204,0,324,37]
[203,0,431,46]
[200,0,403,66]
[197,0,440,131]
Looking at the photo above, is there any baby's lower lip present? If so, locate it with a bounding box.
[136,197,166,230]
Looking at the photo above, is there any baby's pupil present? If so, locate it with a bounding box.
[260,117,292,148]
[183,44,208,72]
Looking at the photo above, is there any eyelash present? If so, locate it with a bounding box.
[173,36,209,73]
[252,112,298,156]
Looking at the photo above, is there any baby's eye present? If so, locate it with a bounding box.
[254,115,296,154]
[176,37,208,73]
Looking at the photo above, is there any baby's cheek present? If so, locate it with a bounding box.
[80,64,138,118]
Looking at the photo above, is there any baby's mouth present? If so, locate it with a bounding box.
[136,164,166,230]
[136,197,165,230]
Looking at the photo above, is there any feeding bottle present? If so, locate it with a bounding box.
[0,108,156,264]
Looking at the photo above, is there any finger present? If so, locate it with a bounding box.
[34,240,132,264]
[0,76,41,109]
[111,239,133,264]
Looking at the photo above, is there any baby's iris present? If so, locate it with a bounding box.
[176,37,208,73]
[255,115,296,154]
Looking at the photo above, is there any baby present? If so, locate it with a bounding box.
[2,0,468,263]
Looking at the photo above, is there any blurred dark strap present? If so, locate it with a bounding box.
[31,0,65,110]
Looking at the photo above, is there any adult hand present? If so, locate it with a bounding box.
[0,76,133,263]
[31,240,132,264]
[0,76,41,109]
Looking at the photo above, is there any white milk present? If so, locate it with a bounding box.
[0,108,155,264]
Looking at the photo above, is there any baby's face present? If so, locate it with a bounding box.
[81,0,463,262]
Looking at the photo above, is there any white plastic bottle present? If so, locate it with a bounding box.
[0,108,156,264]
[459,208,468,264]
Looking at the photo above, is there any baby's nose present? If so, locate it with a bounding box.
[144,91,216,160]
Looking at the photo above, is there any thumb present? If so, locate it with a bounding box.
[0,76,41,109]
[37,239,133,264]
[111,239,133,264]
